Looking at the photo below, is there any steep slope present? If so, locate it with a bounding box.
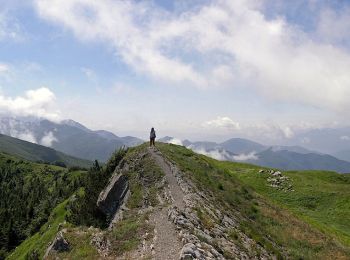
[0,134,91,168]
[0,153,88,259]
[158,144,350,259]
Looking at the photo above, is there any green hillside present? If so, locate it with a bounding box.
[0,152,90,259]
[158,143,350,259]
[218,161,350,246]
[0,134,92,168]
[4,143,350,259]
[2,147,126,260]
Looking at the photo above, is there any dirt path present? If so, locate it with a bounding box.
[148,147,184,260]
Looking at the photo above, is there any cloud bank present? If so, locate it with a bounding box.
[163,137,259,162]
[204,116,240,130]
[0,87,61,121]
[34,0,350,111]
[232,152,258,161]
[40,131,58,147]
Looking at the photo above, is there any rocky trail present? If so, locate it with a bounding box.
[147,147,272,259]
[148,148,184,259]
[45,146,275,259]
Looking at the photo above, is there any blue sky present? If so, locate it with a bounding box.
[0,0,349,142]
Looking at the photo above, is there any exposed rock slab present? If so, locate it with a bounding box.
[97,172,129,218]
[44,231,70,259]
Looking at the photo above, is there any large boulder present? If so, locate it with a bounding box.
[97,172,129,217]
[44,231,70,258]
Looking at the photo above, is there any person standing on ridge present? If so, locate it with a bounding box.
[150,127,156,147]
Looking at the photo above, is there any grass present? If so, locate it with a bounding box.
[125,145,164,209]
[157,143,350,259]
[110,213,152,255]
[7,145,162,259]
[49,228,99,260]
[7,200,69,260]
[108,146,160,255]
[218,162,350,247]
[195,207,215,230]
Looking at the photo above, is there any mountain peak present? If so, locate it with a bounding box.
[61,119,91,132]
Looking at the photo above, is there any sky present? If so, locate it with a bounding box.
[0,0,350,142]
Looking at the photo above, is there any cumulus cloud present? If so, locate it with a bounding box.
[40,131,58,147]
[167,138,183,146]
[34,0,350,111]
[0,87,61,121]
[13,131,37,144]
[204,116,240,130]
[189,146,232,161]
[244,122,299,141]
[232,152,258,161]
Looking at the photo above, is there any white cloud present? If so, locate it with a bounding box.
[0,87,61,121]
[40,131,58,147]
[282,126,294,139]
[189,146,232,161]
[167,138,183,146]
[340,135,350,141]
[204,116,240,130]
[34,0,350,111]
[15,131,37,144]
[232,152,258,161]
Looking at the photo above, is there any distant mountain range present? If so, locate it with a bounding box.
[280,127,350,161]
[0,133,91,168]
[159,137,350,173]
[0,117,144,162]
[2,116,350,173]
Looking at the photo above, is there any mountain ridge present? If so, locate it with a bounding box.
[0,116,144,162]
[0,133,92,168]
[7,143,350,259]
[160,136,350,173]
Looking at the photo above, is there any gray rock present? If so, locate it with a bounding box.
[273,171,282,177]
[97,172,129,217]
[44,231,69,258]
[180,243,197,259]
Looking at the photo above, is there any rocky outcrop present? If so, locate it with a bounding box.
[155,152,274,260]
[44,231,70,258]
[259,169,294,191]
[97,171,129,218]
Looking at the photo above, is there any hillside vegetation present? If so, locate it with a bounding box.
[4,148,127,260]
[158,143,350,259]
[3,143,350,259]
[0,152,88,259]
[0,134,92,168]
